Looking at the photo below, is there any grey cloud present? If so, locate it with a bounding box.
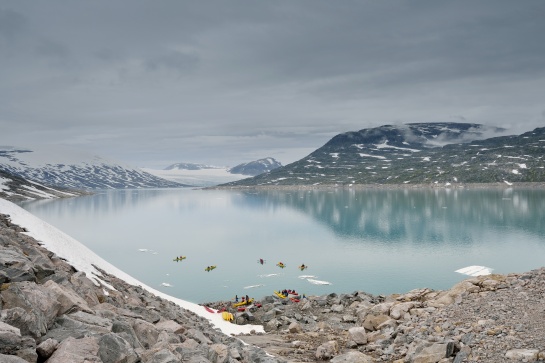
[35,38,70,60]
[1,1,544,168]
[144,50,200,74]
[0,8,27,41]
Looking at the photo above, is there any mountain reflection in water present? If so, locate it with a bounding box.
[18,187,545,303]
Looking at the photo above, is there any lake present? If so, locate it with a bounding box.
[17,187,545,304]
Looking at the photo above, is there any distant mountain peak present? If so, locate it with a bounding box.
[228,157,282,176]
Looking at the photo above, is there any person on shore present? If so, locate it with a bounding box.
[245,295,249,304]
[235,295,238,302]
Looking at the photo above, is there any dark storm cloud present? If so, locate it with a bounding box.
[0,0,544,168]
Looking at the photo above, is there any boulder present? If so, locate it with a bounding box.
[0,320,22,354]
[390,302,416,320]
[288,322,303,333]
[208,343,229,363]
[330,351,375,363]
[98,332,139,363]
[0,354,28,363]
[412,342,455,363]
[69,271,101,306]
[112,319,143,350]
[36,338,59,361]
[348,326,367,345]
[185,328,212,345]
[155,319,185,334]
[47,336,101,362]
[505,349,539,360]
[315,340,338,360]
[363,313,390,331]
[132,319,160,349]
[43,279,94,315]
[0,247,36,282]
[1,283,61,338]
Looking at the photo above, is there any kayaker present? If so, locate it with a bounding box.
[245,295,249,304]
[235,295,238,302]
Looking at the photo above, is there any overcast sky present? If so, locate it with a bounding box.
[1,1,544,168]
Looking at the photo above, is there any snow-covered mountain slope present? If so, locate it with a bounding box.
[228,157,282,176]
[0,146,186,190]
[223,123,545,187]
[0,169,85,202]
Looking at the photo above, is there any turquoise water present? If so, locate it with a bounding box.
[18,187,545,304]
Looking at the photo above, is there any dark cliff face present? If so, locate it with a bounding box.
[221,123,545,187]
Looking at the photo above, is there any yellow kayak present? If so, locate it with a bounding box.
[274,290,287,299]
[205,265,217,272]
[233,298,254,307]
[222,311,234,321]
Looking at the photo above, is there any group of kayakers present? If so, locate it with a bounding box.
[273,261,308,270]
[234,294,250,303]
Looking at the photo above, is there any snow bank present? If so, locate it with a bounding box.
[0,198,263,335]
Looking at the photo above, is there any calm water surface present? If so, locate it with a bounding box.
[18,187,545,304]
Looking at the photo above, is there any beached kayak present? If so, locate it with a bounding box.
[222,311,234,321]
[233,298,254,307]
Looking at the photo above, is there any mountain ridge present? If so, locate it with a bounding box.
[220,123,545,187]
[0,146,186,190]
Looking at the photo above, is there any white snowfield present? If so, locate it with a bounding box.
[0,198,263,336]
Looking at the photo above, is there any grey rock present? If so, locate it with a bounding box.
[43,279,94,315]
[330,351,374,363]
[186,328,212,345]
[1,281,61,337]
[0,354,29,363]
[98,332,139,363]
[0,320,22,354]
[348,326,367,345]
[315,340,338,360]
[36,338,59,360]
[132,318,160,349]
[47,336,101,362]
[112,319,143,349]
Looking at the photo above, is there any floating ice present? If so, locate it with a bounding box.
[306,279,331,285]
[298,275,317,279]
[160,282,173,287]
[259,273,280,278]
[138,249,149,252]
[244,284,265,289]
[455,265,493,276]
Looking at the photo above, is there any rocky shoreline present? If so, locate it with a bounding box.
[0,213,283,363]
[2,210,545,363]
[207,270,545,363]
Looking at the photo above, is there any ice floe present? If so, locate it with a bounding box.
[455,265,493,276]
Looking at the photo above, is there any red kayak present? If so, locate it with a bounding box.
[204,306,215,313]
